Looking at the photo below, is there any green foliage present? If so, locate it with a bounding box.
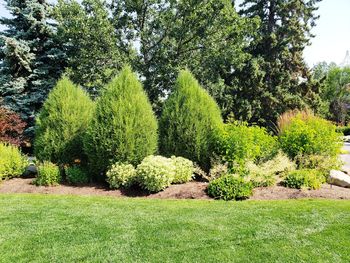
[283,169,324,190]
[65,165,90,185]
[296,154,341,180]
[160,70,223,171]
[34,77,95,165]
[244,152,296,187]
[136,156,175,193]
[0,142,28,180]
[0,0,65,138]
[235,0,322,127]
[106,163,136,189]
[54,0,131,95]
[84,66,158,179]
[336,126,350,136]
[33,162,61,186]
[171,156,194,184]
[207,174,253,201]
[279,115,341,159]
[110,0,257,112]
[217,122,278,170]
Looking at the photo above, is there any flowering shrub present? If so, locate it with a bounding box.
[171,156,194,184]
[136,156,175,192]
[0,142,28,180]
[207,174,253,201]
[65,165,90,185]
[106,163,136,189]
[33,162,61,186]
[0,107,26,146]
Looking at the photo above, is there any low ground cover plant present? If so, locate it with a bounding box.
[283,169,324,190]
[65,165,90,185]
[0,142,28,180]
[33,162,61,186]
[207,174,253,201]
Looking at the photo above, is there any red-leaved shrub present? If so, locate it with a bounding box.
[0,107,26,146]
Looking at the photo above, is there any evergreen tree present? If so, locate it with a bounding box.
[54,0,132,96]
[236,0,322,128]
[34,77,95,165]
[0,0,65,138]
[83,66,158,179]
[159,70,223,171]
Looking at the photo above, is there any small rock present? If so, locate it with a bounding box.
[329,170,350,188]
[22,164,38,178]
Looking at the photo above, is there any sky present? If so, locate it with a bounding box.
[0,0,349,67]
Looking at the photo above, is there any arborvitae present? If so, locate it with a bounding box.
[159,70,223,171]
[34,77,94,165]
[83,66,158,179]
[0,0,65,139]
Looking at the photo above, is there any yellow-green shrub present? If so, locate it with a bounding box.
[106,163,136,189]
[33,161,61,186]
[0,142,28,180]
[171,156,194,184]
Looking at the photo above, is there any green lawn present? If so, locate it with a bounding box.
[0,195,349,262]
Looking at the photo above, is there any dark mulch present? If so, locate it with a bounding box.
[1,178,350,200]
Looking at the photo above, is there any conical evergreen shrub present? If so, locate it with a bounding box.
[34,77,95,165]
[159,70,223,170]
[83,66,158,178]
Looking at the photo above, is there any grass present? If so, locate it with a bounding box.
[0,195,350,262]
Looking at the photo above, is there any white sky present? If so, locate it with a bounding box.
[0,0,349,67]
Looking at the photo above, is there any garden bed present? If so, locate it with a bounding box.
[1,178,350,200]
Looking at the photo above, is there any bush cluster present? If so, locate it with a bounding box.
[0,142,28,180]
[106,163,136,189]
[208,174,253,201]
[160,70,223,171]
[336,126,350,136]
[171,156,194,184]
[217,122,278,170]
[283,169,324,190]
[65,165,90,185]
[33,162,61,186]
[279,114,340,158]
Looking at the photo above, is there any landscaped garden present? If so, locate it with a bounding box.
[1,0,350,262]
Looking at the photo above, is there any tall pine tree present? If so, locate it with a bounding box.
[236,0,322,128]
[0,0,65,139]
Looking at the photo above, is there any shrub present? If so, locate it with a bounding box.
[159,70,223,171]
[0,107,26,146]
[0,142,28,180]
[336,126,350,136]
[136,156,175,192]
[171,156,194,184]
[106,163,136,189]
[84,66,158,179]
[34,77,94,165]
[207,174,253,201]
[65,165,90,185]
[296,154,341,180]
[279,115,340,159]
[207,162,229,181]
[283,169,324,190]
[217,122,278,170]
[277,109,313,135]
[244,152,296,187]
[33,161,61,186]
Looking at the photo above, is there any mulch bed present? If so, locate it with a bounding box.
[1,178,350,200]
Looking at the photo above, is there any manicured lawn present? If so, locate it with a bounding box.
[0,195,349,262]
